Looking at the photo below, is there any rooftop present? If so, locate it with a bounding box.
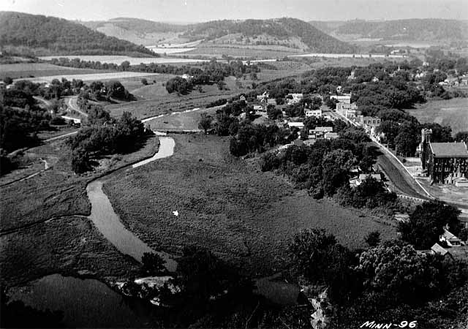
[431,243,449,256]
[430,142,468,158]
[288,122,304,128]
[314,126,333,132]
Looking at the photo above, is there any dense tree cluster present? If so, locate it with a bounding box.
[398,200,462,249]
[205,98,228,108]
[260,124,382,191]
[50,58,260,91]
[164,59,261,95]
[0,103,51,153]
[288,229,468,329]
[67,111,145,173]
[165,76,193,95]
[334,176,398,210]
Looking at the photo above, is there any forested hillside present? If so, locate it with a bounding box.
[336,19,468,41]
[182,18,357,53]
[0,12,156,56]
[310,18,468,42]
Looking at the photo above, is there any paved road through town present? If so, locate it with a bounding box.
[374,143,430,200]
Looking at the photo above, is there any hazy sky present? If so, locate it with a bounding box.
[1,0,467,22]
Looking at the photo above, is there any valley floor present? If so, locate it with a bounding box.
[104,134,397,276]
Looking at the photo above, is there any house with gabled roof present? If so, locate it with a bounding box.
[440,228,466,247]
[431,243,450,257]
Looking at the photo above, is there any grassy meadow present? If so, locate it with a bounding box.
[106,76,255,119]
[182,46,299,59]
[0,215,141,287]
[0,63,106,80]
[146,107,218,131]
[39,56,209,65]
[407,98,468,134]
[104,134,397,276]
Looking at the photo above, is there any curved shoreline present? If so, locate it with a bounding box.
[86,136,178,272]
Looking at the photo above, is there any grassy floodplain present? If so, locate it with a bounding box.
[104,134,397,276]
[39,55,209,65]
[0,136,160,287]
[406,98,468,134]
[0,63,107,80]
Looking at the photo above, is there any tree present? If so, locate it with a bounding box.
[120,60,131,71]
[266,104,282,120]
[87,105,110,125]
[356,241,442,304]
[198,113,213,134]
[71,147,91,174]
[141,252,166,275]
[141,78,148,85]
[364,231,381,247]
[288,228,338,283]
[260,152,280,172]
[321,149,356,195]
[3,76,13,85]
[398,200,462,249]
[166,77,192,95]
[454,131,468,143]
[394,123,418,156]
[177,246,227,301]
[421,123,452,143]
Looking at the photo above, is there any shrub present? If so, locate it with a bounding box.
[141,252,166,275]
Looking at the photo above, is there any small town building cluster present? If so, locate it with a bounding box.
[333,92,381,137]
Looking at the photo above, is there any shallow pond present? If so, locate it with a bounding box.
[8,274,154,328]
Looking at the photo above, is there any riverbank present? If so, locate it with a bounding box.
[103,134,397,277]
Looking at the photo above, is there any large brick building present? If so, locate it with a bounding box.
[420,129,468,183]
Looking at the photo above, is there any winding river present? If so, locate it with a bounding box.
[10,109,299,326]
[86,136,177,272]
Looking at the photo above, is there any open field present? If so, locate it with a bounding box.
[104,135,397,276]
[39,56,209,65]
[146,47,196,54]
[106,76,251,119]
[0,215,141,288]
[292,53,406,59]
[36,126,78,141]
[0,63,106,80]
[407,98,468,134]
[182,46,299,59]
[17,71,162,84]
[118,74,178,99]
[146,107,219,131]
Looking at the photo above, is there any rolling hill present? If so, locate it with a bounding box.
[0,12,156,57]
[81,17,187,46]
[83,17,357,54]
[309,19,468,43]
[181,18,357,53]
